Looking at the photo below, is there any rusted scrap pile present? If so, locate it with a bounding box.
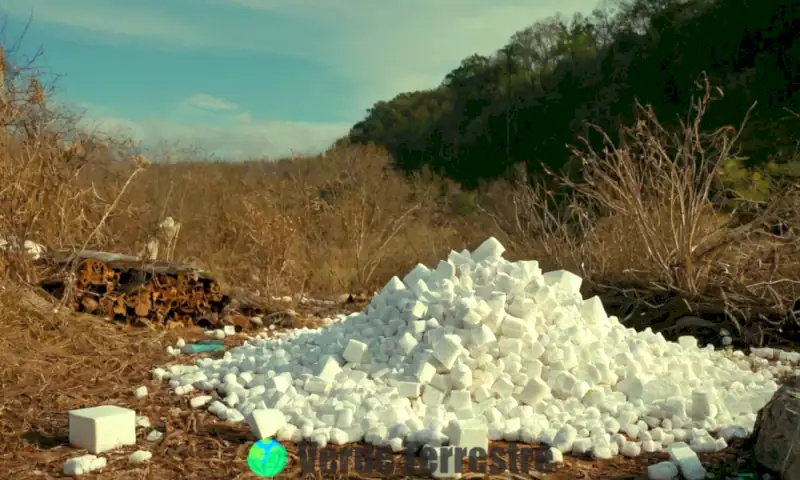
[37,250,266,329]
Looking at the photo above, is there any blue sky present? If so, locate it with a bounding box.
[2,0,597,159]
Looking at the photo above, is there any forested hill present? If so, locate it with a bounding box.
[346,0,800,188]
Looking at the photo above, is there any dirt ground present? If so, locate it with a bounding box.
[0,291,769,480]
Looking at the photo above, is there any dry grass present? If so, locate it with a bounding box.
[486,76,800,341]
[0,53,795,479]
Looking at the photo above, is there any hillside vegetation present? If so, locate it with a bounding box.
[347,0,799,195]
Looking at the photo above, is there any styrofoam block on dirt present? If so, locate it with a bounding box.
[68,405,136,454]
[0,238,46,259]
[246,408,287,439]
[220,325,235,336]
[206,329,226,339]
[717,426,747,441]
[592,444,614,459]
[668,442,706,480]
[620,441,641,457]
[135,416,151,428]
[647,461,679,480]
[544,447,562,464]
[190,395,213,409]
[129,450,153,464]
[64,454,107,476]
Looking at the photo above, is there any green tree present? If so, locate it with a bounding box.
[348,0,800,188]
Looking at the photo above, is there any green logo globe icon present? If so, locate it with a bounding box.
[247,439,287,477]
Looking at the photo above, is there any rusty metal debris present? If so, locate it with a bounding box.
[35,250,268,329]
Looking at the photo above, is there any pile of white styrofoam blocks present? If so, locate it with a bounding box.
[152,237,795,475]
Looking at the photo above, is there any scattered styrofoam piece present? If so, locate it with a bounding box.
[129,450,153,464]
[647,461,679,480]
[68,405,136,454]
[135,416,151,428]
[668,442,707,479]
[190,395,213,409]
[0,238,46,260]
[63,454,106,476]
[205,329,227,339]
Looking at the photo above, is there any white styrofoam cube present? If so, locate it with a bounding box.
[246,408,287,439]
[470,237,505,263]
[668,442,707,480]
[647,461,679,480]
[542,269,582,294]
[343,339,369,363]
[314,356,342,381]
[449,419,488,453]
[68,405,136,454]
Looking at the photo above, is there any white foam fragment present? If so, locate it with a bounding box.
[152,237,791,463]
[0,238,45,260]
[648,461,679,480]
[64,454,106,476]
[668,442,707,479]
[135,416,151,428]
[128,450,153,464]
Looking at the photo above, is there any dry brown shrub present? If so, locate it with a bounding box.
[27,142,483,296]
[287,144,475,293]
[0,48,145,284]
[567,78,800,315]
[562,86,741,294]
[488,74,800,331]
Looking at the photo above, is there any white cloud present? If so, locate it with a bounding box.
[79,111,347,160]
[181,93,239,112]
[11,0,599,108]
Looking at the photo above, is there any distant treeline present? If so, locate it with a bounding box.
[346,0,800,189]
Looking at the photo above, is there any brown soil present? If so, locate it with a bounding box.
[0,291,766,479]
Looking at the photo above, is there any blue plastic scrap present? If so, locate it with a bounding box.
[182,342,225,353]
